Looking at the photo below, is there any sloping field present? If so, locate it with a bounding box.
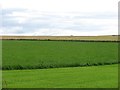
[2,40,118,70]
[3,64,118,88]
[2,38,118,88]
[1,35,119,41]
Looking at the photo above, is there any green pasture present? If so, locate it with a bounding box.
[2,40,118,70]
[2,64,118,88]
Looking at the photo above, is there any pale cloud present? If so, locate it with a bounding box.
[1,0,118,12]
[0,0,119,36]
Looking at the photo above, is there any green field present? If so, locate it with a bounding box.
[2,40,118,88]
[2,40,118,70]
[2,64,118,88]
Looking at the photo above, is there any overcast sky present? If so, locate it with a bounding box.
[0,0,119,36]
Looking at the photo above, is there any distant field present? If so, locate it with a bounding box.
[2,40,118,70]
[1,35,119,41]
[2,64,118,88]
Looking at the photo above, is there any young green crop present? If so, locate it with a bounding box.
[2,40,118,70]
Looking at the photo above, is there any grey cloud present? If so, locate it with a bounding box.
[1,8,28,15]
[1,8,117,35]
[1,8,28,28]
[73,13,117,19]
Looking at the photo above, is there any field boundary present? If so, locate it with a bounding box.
[1,35,119,41]
[2,39,120,42]
[2,62,119,70]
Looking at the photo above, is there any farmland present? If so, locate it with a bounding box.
[1,35,119,41]
[2,64,118,88]
[2,40,118,70]
[2,39,119,88]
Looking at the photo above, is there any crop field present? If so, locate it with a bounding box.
[2,64,118,88]
[1,35,119,41]
[2,40,118,70]
[2,39,119,88]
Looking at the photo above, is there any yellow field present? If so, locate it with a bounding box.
[0,35,119,41]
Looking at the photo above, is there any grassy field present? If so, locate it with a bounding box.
[2,64,118,88]
[2,40,118,88]
[2,40,118,70]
